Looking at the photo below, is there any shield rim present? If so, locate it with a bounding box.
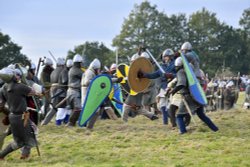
[128,57,153,93]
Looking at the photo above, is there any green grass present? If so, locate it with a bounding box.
[1,93,250,167]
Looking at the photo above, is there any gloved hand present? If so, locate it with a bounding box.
[137,70,145,78]
[116,77,123,83]
[165,73,173,79]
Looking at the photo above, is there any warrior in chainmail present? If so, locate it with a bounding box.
[138,49,176,125]
[81,58,102,129]
[169,57,218,134]
[66,55,84,126]
[41,58,65,125]
[0,67,37,159]
[122,53,159,122]
[39,57,54,118]
[55,59,73,125]
[181,42,201,80]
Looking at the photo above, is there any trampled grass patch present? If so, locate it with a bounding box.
[1,93,250,167]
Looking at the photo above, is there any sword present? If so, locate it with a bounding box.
[146,49,165,74]
[104,66,109,72]
[30,122,41,156]
[127,56,131,62]
[24,109,41,156]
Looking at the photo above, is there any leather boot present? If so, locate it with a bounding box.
[87,111,100,129]
[68,110,80,126]
[20,154,30,159]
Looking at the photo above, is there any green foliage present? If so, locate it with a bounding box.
[218,27,249,74]
[112,1,168,61]
[112,2,250,76]
[188,8,224,75]
[67,41,115,68]
[166,14,189,50]
[112,1,188,62]
[187,8,250,76]
[239,8,250,74]
[240,7,250,37]
[0,32,30,69]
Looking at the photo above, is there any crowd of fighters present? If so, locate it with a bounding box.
[205,75,250,111]
[6,41,250,160]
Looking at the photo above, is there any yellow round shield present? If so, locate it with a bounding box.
[128,57,153,93]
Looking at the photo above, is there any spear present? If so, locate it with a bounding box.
[81,45,88,68]
[48,50,57,62]
[116,48,118,65]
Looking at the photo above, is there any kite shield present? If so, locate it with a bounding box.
[78,74,112,127]
[181,54,207,106]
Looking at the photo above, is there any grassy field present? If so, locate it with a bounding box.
[1,93,250,167]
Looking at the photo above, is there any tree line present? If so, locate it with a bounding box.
[1,1,249,77]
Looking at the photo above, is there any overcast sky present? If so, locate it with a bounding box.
[0,0,249,66]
